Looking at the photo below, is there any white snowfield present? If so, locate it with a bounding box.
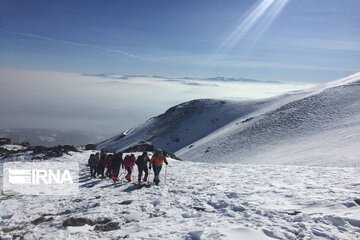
[0,152,359,239]
[99,73,360,167]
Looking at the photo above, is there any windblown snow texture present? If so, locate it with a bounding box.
[100,73,360,167]
[98,98,270,152]
[0,151,359,239]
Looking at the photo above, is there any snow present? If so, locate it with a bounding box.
[323,72,360,89]
[0,144,26,151]
[176,74,360,166]
[98,99,272,152]
[1,151,359,239]
[219,227,272,240]
[98,73,360,167]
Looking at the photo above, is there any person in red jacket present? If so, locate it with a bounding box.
[104,154,113,179]
[123,154,136,182]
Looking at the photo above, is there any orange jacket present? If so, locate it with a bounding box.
[150,155,168,167]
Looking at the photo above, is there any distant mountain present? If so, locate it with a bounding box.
[83,73,280,84]
[204,76,280,83]
[99,73,360,167]
[0,128,106,147]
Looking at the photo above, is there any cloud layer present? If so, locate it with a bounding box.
[0,69,314,137]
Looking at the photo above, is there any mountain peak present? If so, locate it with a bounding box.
[99,73,360,167]
[324,72,360,88]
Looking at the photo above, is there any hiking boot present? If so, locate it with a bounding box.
[154,177,160,185]
[125,174,131,182]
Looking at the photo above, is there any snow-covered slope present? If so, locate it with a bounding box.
[178,73,360,166]
[98,99,271,152]
[1,151,359,239]
[99,73,360,166]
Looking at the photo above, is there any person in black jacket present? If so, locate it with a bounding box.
[136,152,150,183]
[111,152,123,182]
[97,149,106,178]
[88,153,98,178]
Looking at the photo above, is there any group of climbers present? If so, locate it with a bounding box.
[88,149,169,185]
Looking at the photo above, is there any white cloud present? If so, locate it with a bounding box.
[0,69,314,135]
[0,28,153,61]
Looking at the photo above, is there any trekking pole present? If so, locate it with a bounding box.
[147,165,150,183]
[164,164,168,185]
[118,168,125,182]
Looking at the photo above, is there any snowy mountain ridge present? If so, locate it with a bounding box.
[323,72,360,88]
[98,99,269,152]
[99,73,360,167]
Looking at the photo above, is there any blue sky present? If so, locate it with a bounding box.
[0,0,359,138]
[0,0,359,82]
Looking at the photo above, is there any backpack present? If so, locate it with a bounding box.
[123,155,135,167]
[136,155,149,166]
